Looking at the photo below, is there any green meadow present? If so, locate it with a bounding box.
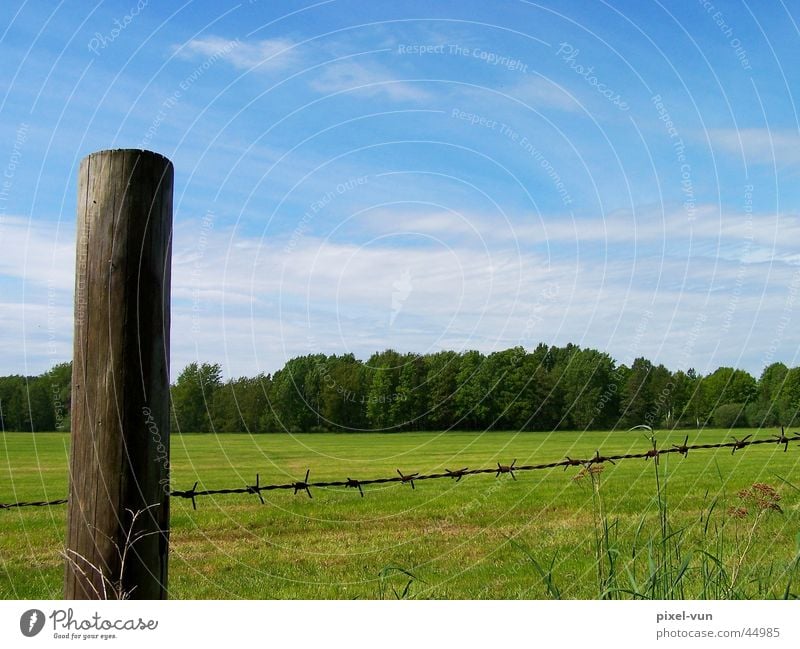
[1,429,799,599]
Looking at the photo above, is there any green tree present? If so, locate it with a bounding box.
[619,357,656,428]
[171,362,222,432]
[211,374,271,433]
[391,354,428,430]
[778,367,800,427]
[210,380,243,432]
[320,355,367,430]
[240,374,271,432]
[365,349,403,429]
[643,364,673,428]
[4,347,797,435]
[555,347,617,429]
[499,349,559,430]
[0,375,25,431]
[684,368,709,427]
[25,378,55,431]
[665,369,697,428]
[699,367,756,422]
[712,403,748,428]
[43,362,72,431]
[424,351,461,430]
[453,350,490,430]
[0,376,56,432]
[748,362,789,427]
[268,355,326,432]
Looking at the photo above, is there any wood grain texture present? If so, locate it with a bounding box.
[66,149,172,599]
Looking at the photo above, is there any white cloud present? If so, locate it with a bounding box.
[0,216,75,291]
[508,77,582,112]
[354,204,800,268]
[309,60,430,102]
[357,208,486,239]
[2,207,799,377]
[174,36,299,72]
[170,218,799,376]
[174,35,429,103]
[708,128,800,166]
[0,301,73,372]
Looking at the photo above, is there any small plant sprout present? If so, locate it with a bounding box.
[61,503,164,600]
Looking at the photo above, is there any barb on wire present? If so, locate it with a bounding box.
[184,482,200,510]
[247,474,265,504]
[774,427,790,453]
[590,450,615,465]
[644,438,659,464]
[496,460,517,480]
[672,435,690,458]
[345,477,364,497]
[4,430,800,511]
[293,469,312,498]
[397,469,418,489]
[731,435,753,454]
[446,468,469,482]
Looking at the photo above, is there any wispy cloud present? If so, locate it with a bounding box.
[357,208,482,238]
[508,76,582,112]
[174,35,299,72]
[174,35,431,102]
[2,209,798,377]
[355,204,800,267]
[708,128,800,166]
[0,216,75,291]
[309,60,430,101]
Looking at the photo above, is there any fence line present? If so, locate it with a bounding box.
[2,430,799,511]
[0,498,68,510]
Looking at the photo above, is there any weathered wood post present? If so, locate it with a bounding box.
[65,149,173,599]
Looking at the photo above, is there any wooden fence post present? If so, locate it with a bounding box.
[65,149,173,599]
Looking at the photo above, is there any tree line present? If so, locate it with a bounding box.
[4,346,797,433]
[0,362,72,432]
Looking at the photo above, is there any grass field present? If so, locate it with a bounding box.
[1,429,799,599]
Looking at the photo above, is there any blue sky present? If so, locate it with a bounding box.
[0,0,798,379]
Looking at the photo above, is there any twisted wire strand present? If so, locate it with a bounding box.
[3,432,797,511]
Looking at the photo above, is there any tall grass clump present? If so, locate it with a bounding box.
[570,462,620,598]
[517,435,799,600]
[620,438,692,599]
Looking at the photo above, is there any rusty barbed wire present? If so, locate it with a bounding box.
[2,430,799,511]
[0,498,68,510]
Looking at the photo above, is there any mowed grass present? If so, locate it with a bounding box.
[1,429,799,599]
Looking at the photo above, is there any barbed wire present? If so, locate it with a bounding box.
[2,430,799,511]
[0,498,68,510]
